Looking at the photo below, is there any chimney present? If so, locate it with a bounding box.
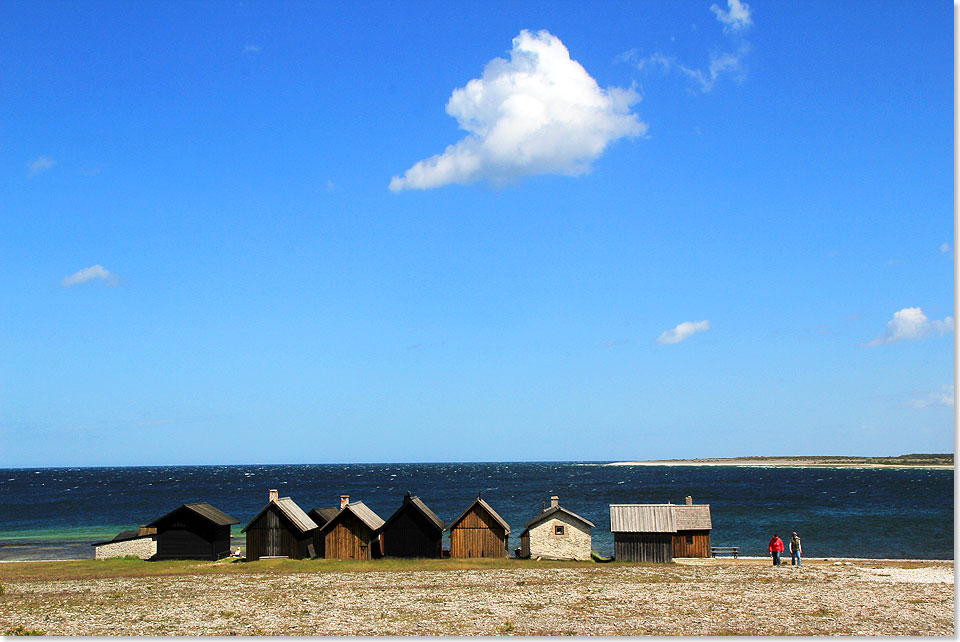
[268,489,279,503]
[550,496,559,509]
[340,494,350,509]
[685,496,693,505]
[542,501,546,512]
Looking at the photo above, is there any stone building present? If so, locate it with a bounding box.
[519,496,594,561]
[92,526,157,560]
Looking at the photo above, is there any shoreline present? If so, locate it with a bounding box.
[609,458,954,469]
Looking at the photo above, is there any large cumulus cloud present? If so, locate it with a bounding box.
[390,30,646,191]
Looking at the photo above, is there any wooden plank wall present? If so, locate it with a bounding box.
[450,506,507,558]
[381,506,442,558]
[672,531,711,558]
[324,512,375,560]
[614,532,673,563]
[245,508,312,560]
[155,511,224,560]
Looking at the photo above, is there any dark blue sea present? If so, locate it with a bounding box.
[0,463,952,561]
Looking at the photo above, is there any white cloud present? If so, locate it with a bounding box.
[866,307,953,346]
[908,385,954,409]
[390,30,646,191]
[28,156,55,177]
[61,264,119,287]
[710,0,753,32]
[677,43,750,92]
[657,320,710,344]
[940,242,951,254]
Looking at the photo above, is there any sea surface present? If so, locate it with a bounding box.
[0,462,952,561]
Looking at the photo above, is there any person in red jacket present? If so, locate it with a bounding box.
[769,534,784,566]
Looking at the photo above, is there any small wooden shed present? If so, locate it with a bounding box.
[317,495,385,560]
[380,492,447,558]
[307,506,340,558]
[519,496,595,561]
[242,490,318,561]
[449,494,510,558]
[147,502,239,561]
[672,499,712,558]
[609,499,713,563]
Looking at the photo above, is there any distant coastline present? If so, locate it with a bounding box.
[609,454,954,469]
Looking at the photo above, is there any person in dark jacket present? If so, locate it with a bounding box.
[769,534,784,566]
[790,532,802,566]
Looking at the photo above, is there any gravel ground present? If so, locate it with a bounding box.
[0,559,953,636]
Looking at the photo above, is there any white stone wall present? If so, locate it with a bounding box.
[527,513,592,561]
[94,536,157,560]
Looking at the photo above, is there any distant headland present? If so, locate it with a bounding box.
[609,454,954,469]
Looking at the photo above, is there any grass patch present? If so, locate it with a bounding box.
[806,607,836,618]
[497,620,515,633]
[5,626,45,636]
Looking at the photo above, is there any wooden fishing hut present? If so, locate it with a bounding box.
[448,493,510,558]
[307,506,340,558]
[242,490,318,561]
[147,502,239,561]
[317,495,385,560]
[609,497,712,562]
[379,492,447,558]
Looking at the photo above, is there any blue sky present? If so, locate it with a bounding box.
[0,1,953,466]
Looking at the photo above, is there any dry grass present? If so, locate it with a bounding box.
[0,558,952,636]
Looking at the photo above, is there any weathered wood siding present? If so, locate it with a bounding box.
[324,512,378,560]
[155,512,231,560]
[381,505,442,558]
[672,530,711,558]
[450,506,507,558]
[245,506,313,561]
[614,532,673,563]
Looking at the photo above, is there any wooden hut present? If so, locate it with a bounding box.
[147,502,239,560]
[242,490,318,561]
[307,506,340,558]
[449,494,510,558]
[519,495,594,561]
[317,495,385,560]
[380,492,447,558]
[609,499,713,563]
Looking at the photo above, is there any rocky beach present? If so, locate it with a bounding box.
[0,557,952,636]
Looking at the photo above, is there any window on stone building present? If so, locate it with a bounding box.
[554,525,565,535]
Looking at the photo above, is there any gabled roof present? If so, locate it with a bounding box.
[241,497,317,534]
[609,504,676,533]
[91,529,146,547]
[449,497,511,534]
[147,502,239,528]
[380,494,447,533]
[609,503,713,533]
[520,505,595,537]
[317,501,385,534]
[308,507,340,528]
[673,504,712,530]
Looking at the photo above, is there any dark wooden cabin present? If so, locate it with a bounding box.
[609,500,713,563]
[449,494,510,558]
[242,490,318,561]
[307,506,339,558]
[147,502,239,561]
[380,493,447,558]
[317,495,385,560]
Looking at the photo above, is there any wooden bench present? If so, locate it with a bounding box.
[711,546,740,558]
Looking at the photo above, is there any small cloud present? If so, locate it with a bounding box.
[866,307,953,347]
[390,30,646,191]
[710,0,753,32]
[244,44,261,54]
[907,385,954,409]
[657,320,710,345]
[940,242,951,254]
[61,264,119,287]
[28,156,55,177]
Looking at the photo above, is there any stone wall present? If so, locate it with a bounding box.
[94,536,157,560]
[527,513,591,561]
